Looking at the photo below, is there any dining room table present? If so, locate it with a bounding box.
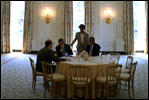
[56,55,115,99]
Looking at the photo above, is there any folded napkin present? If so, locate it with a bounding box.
[78,50,88,59]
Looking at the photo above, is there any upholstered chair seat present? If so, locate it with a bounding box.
[72,77,91,85]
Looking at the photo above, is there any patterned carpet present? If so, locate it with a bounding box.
[1,53,19,65]
[1,53,148,99]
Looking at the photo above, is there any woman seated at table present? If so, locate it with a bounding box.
[56,38,73,57]
[85,37,101,56]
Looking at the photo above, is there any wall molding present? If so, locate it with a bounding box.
[116,40,125,51]
[31,1,125,52]
[30,50,127,55]
[38,2,57,50]
[99,1,117,51]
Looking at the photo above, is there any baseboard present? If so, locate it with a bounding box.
[135,50,144,53]
[101,51,127,55]
[30,51,57,54]
[30,51,38,54]
[12,50,22,52]
[30,51,128,55]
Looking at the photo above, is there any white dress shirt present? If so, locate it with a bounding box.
[89,45,93,55]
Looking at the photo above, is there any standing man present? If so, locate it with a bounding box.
[56,38,73,57]
[85,37,101,56]
[70,24,89,54]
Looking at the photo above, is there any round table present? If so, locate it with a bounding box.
[56,56,115,99]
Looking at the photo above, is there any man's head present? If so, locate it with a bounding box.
[58,38,65,45]
[88,37,95,45]
[45,39,52,48]
[79,24,85,32]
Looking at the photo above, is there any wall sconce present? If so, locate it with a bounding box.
[104,9,114,24]
[43,8,51,24]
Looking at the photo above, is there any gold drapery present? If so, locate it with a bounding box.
[62,1,73,44]
[85,1,94,37]
[22,1,33,53]
[123,1,134,54]
[1,1,10,53]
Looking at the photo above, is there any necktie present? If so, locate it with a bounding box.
[61,46,65,56]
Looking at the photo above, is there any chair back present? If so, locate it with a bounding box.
[115,64,122,79]
[130,61,137,79]
[69,65,89,83]
[106,64,121,83]
[41,61,53,80]
[110,53,120,64]
[29,57,36,74]
[125,56,133,73]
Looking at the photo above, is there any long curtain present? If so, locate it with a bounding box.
[124,1,134,54]
[145,1,148,54]
[22,1,33,53]
[1,1,10,53]
[85,1,94,37]
[62,1,73,44]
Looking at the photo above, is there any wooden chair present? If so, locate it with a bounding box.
[69,65,91,99]
[41,61,66,98]
[122,56,133,73]
[110,53,120,64]
[119,61,138,98]
[96,64,122,99]
[29,57,43,93]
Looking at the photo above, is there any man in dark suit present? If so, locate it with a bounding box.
[36,39,66,73]
[56,38,73,57]
[85,37,101,56]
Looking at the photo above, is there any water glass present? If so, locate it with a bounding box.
[80,58,83,64]
[65,52,68,57]
[99,52,102,59]
[99,52,102,57]
[72,57,76,62]
[107,54,110,61]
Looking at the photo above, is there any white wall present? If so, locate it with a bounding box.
[32,1,64,51]
[31,1,125,52]
[93,1,124,52]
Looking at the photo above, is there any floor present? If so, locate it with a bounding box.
[1,52,148,99]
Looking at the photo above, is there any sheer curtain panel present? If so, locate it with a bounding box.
[124,1,134,54]
[22,1,33,53]
[62,1,73,44]
[85,1,94,37]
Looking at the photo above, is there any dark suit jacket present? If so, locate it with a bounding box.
[36,47,65,72]
[56,44,73,57]
[85,43,101,56]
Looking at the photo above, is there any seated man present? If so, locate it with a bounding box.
[56,38,73,57]
[85,37,101,56]
[36,39,66,73]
